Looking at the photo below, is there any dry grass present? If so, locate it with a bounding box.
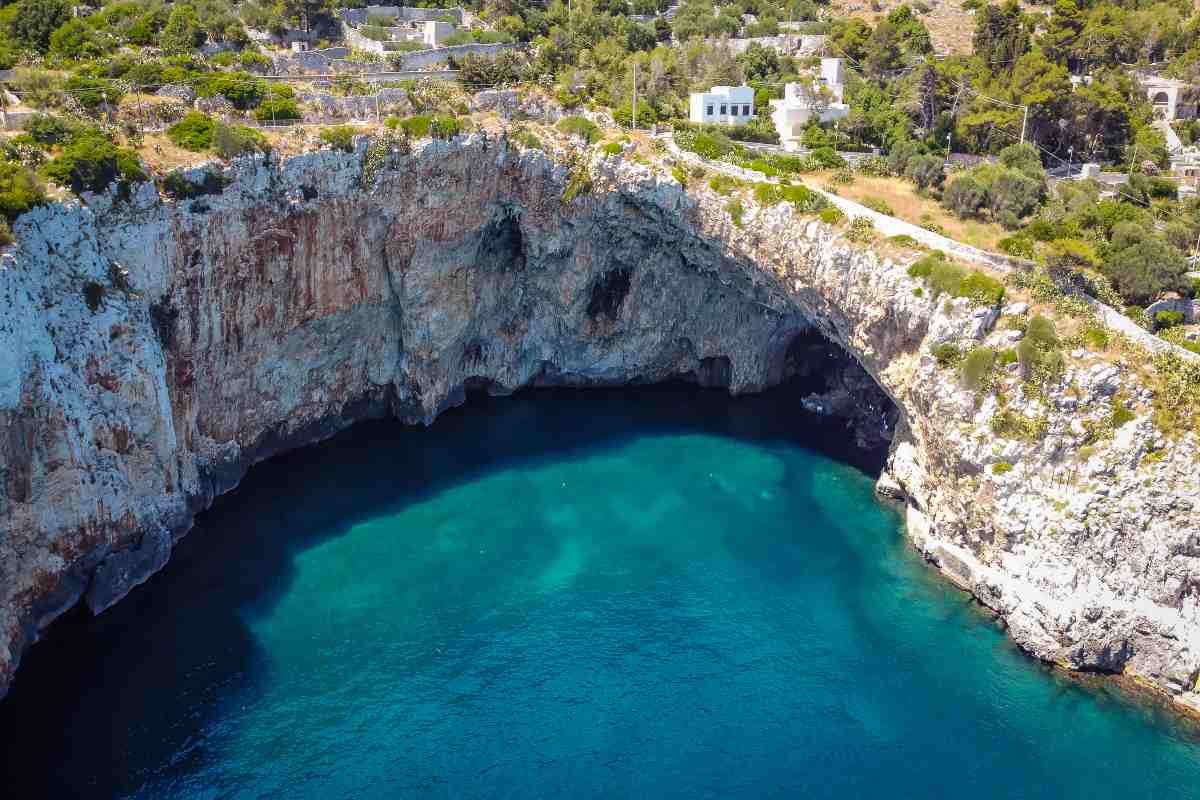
[826,0,977,54]
[825,0,1046,55]
[134,133,216,172]
[821,172,1010,252]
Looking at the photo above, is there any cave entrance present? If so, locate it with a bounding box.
[765,327,899,458]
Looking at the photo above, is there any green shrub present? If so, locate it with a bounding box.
[961,346,996,391]
[197,72,267,110]
[862,197,895,216]
[556,116,601,144]
[1081,325,1110,350]
[753,182,781,206]
[991,461,1013,475]
[166,112,216,152]
[990,408,1047,440]
[907,254,1003,306]
[819,206,845,225]
[726,198,745,227]
[22,113,73,146]
[809,146,845,168]
[430,115,461,139]
[888,234,920,248]
[161,168,227,199]
[1154,310,1185,330]
[846,216,875,242]
[829,168,855,185]
[998,234,1035,259]
[958,271,1005,306]
[601,141,623,156]
[320,126,359,153]
[1110,403,1135,428]
[912,287,924,297]
[0,161,47,222]
[1016,314,1062,381]
[671,165,687,186]
[708,174,740,196]
[931,342,961,367]
[253,97,301,122]
[562,160,592,203]
[997,348,1018,367]
[41,132,145,194]
[211,122,270,160]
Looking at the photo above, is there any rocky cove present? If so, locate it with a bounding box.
[1,129,1198,721]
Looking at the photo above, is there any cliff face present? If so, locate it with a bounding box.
[0,133,1197,714]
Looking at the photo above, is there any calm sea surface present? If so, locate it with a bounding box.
[2,383,1198,799]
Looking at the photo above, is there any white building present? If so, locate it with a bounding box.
[423,20,454,46]
[689,86,756,125]
[1139,74,1196,121]
[769,57,849,151]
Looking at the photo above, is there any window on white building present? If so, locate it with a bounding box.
[706,105,713,115]
[731,105,739,116]
[720,104,727,114]
[743,104,751,116]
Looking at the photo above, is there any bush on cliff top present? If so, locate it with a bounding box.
[555,116,601,144]
[906,254,1004,307]
[41,131,144,194]
[0,161,47,222]
[320,126,359,153]
[166,112,216,152]
[212,123,270,160]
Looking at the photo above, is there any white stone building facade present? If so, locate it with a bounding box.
[689,86,756,125]
[769,58,849,151]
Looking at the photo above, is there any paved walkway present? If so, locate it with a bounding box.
[663,138,1200,362]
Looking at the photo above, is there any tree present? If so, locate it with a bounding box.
[830,18,871,64]
[907,154,944,192]
[864,20,906,78]
[944,174,988,218]
[11,0,70,52]
[997,142,1044,181]
[48,18,106,60]
[972,0,1029,71]
[738,42,781,83]
[161,5,205,54]
[1041,0,1084,68]
[988,169,1042,228]
[1102,237,1188,305]
[40,132,145,194]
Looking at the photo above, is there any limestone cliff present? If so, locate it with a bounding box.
[0,133,1197,715]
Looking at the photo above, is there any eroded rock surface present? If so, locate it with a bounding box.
[0,133,1198,717]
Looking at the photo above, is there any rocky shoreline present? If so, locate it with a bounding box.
[1,133,1198,716]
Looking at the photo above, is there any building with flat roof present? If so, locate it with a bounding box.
[769,58,849,151]
[689,86,756,125]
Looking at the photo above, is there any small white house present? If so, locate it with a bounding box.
[689,86,756,125]
[1141,74,1197,121]
[423,20,454,47]
[769,57,849,151]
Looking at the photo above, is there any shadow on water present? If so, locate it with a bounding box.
[0,379,882,798]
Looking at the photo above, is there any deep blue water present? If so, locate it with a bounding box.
[2,383,1199,799]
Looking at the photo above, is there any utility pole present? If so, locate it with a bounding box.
[632,62,638,130]
[1020,104,1029,144]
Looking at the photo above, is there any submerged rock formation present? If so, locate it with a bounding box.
[0,133,1197,716]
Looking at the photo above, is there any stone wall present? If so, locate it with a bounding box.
[397,42,520,69]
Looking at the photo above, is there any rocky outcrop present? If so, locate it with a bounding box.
[1,133,1198,717]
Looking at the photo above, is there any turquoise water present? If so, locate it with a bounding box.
[1,384,1199,798]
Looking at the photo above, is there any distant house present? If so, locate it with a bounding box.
[769,58,849,151]
[689,86,755,125]
[1139,74,1197,121]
